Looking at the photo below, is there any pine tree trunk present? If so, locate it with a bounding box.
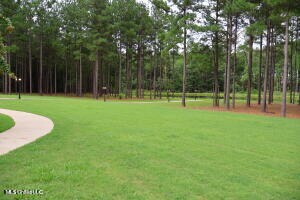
[150,59,153,100]
[99,57,103,97]
[213,0,219,107]
[269,28,275,104]
[39,37,43,95]
[45,68,49,94]
[224,17,229,105]
[139,41,143,98]
[50,67,53,95]
[64,56,68,95]
[4,74,7,94]
[271,37,276,103]
[172,50,175,93]
[79,46,82,97]
[69,65,72,94]
[118,39,122,98]
[289,29,294,104]
[153,48,157,99]
[295,19,299,105]
[141,45,144,98]
[94,50,99,99]
[262,20,270,112]
[232,16,238,108]
[159,53,162,100]
[136,43,140,98]
[4,50,8,94]
[75,62,78,96]
[292,23,297,104]
[106,63,109,95]
[21,56,23,92]
[225,15,232,110]
[28,37,32,94]
[8,36,11,94]
[137,39,142,98]
[15,55,18,93]
[125,49,130,98]
[54,63,57,94]
[23,55,27,93]
[125,47,132,98]
[247,21,254,107]
[258,34,263,105]
[2,74,4,93]
[281,18,289,117]
[296,69,299,104]
[182,7,187,107]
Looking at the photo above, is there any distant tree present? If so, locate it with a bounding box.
[87,0,109,99]
[0,14,13,76]
[171,0,198,107]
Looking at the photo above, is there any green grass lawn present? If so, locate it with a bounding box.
[0,113,14,133]
[0,95,299,199]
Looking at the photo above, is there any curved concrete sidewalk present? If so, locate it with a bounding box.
[0,109,54,155]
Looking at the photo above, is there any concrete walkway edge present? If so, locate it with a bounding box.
[0,109,54,155]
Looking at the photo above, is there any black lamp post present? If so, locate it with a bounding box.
[17,78,22,99]
[167,89,171,102]
[102,87,107,102]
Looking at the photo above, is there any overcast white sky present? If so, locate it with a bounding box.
[136,0,151,6]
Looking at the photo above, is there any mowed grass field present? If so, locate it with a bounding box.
[0,95,299,199]
[0,113,14,133]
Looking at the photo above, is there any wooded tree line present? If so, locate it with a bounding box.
[0,0,299,116]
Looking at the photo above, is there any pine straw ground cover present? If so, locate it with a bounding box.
[188,102,300,119]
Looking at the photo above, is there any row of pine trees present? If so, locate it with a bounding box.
[0,0,299,116]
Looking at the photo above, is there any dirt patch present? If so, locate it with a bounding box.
[193,103,300,119]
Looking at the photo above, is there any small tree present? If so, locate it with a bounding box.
[171,0,199,107]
